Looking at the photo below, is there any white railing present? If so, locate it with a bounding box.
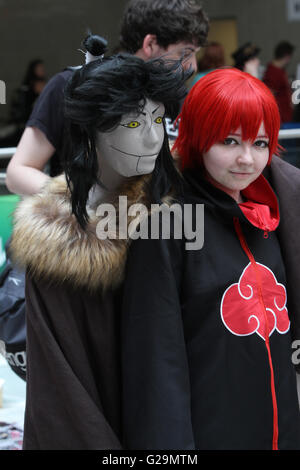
[278,129,300,140]
[0,147,17,160]
[0,127,299,160]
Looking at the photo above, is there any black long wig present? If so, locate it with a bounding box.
[63,37,191,228]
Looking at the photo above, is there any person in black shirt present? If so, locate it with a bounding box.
[26,69,72,177]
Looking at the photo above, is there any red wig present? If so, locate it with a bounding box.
[173,67,281,169]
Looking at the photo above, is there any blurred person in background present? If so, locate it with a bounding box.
[5,0,209,196]
[190,41,225,87]
[10,59,46,127]
[232,42,261,78]
[0,60,46,147]
[263,41,295,125]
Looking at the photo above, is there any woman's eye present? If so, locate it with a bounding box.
[223,138,237,145]
[122,121,141,128]
[254,140,269,148]
[154,116,163,124]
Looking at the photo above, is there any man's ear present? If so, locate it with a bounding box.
[141,34,163,59]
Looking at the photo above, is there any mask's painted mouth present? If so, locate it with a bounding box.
[110,145,158,158]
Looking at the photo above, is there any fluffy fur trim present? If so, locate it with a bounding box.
[10,174,172,291]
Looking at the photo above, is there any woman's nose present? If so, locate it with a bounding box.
[237,144,254,164]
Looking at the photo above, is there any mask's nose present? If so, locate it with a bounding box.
[143,119,163,151]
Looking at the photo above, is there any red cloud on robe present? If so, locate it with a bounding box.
[221,263,290,341]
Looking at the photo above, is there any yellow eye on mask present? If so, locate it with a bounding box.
[122,121,141,128]
[154,117,163,124]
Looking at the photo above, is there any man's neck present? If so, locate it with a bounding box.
[272,59,286,69]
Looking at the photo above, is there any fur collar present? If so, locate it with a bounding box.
[11,174,169,291]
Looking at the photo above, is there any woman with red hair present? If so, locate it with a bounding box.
[122,68,300,450]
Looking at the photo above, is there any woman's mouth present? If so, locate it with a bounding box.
[230,171,253,177]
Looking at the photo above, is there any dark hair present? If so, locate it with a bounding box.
[274,41,294,60]
[82,31,108,56]
[231,43,260,71]
[197,42,225,72]
[63,38,191,228]
[22,59,45,86]
[119,0,209,53]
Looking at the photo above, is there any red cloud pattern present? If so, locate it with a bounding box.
[221,262,290,340]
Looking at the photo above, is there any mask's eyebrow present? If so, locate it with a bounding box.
[140,105,163,116]
[152,105,161,114]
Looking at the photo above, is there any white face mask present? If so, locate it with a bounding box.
[96,98,165,177]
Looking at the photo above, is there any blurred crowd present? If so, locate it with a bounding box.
[2,36,300,153]
[191,39,297,127]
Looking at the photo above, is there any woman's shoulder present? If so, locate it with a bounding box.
[267,156,300,194]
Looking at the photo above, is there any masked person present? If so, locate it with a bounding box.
[121,68,300,450]
[10,35,189,449]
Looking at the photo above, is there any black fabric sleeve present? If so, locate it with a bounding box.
[26,71,71,149]
[121,230,195,450]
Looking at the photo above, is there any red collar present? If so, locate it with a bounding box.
[239,174,280,232]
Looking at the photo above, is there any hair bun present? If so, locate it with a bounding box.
[82,33,108,57]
